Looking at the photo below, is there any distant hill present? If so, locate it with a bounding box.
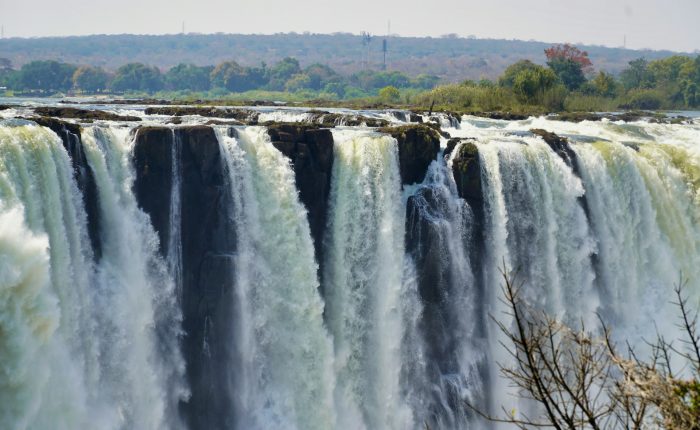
[0,33,685,82]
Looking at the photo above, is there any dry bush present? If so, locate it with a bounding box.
[472,267,700,429]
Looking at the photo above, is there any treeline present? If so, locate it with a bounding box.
[0,33,680,82]
[418,45,700,112]
[0,57,439,99]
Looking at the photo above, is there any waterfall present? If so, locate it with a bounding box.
[217,126,336,430]
[167,129,183,299]
[324,129,419,429]
[81,126,186,429]
[1,108,699,430]
[476,133,599,422]
[573,140,700,352]
[405,147,485,430]
[0,122,185,429]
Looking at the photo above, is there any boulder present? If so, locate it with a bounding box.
[379,124,441,185]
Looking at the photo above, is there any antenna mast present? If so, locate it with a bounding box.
[361,31,372,69]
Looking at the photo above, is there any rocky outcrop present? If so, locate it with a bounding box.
[451,141,482,215]
[530,129,580,176]
[144,106,255,123]
[31,116,102,259]
[133,125,235,429]
[302,111,390,127]
[33,106,141,122]
[379,124,441,185]
[266,123,334,261]
[450,140,485,288]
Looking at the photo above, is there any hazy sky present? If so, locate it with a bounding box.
[1,0,698,52]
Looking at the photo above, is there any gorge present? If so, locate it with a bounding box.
[0,103,699,429]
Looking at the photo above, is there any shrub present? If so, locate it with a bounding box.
[620,89,665,110]
[378,86,401,103]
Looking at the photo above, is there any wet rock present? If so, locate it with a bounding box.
[445,137,475,159]
[266,123,334,261]
[132,125,235,429]
[306,112,390,127]
[409,113,423,123]
[33,106,142,121]
[379,124,441,185]
[472,111,530,121]
[530,129,580,174]
[144,106,257,123]
[530,128,591,221]
[451,141,482,209]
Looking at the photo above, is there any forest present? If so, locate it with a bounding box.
[1,43,698,113]
[0,32,685,81]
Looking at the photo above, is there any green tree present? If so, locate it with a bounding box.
[210,61,267,92]
[510,65,558,103]
[0,58,14,88]
[322,81,346,98]
[684,81,698,107]
[592,71,617,97]
[547,57,586,90]
[285,73,312,92]
[72,66,110,93]
[165,63,212,91]
[304,63,339,90]
[499,60,542,88]
[412,74,440,89]
[110,63,163,92]
[268,57,301,90]
[19,60,77,92]
[620,58,655,90]
[378,85,401,103]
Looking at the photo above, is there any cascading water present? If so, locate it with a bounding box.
[0,123,96,430]
[324,129,421,429]
[1,106,699,430]
[217,126,336,430]
[81,126,186,429]
[0,122,185,429]
[405,147,485,430]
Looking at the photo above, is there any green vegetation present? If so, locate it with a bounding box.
[1,43,699,115]
[418,45,700,114]
[0,56,437,100]
[0,33,682,83]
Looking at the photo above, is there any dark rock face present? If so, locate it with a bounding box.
[133,125,236,429]
[379,125,441,185]
[32,116,102,259]
[33,106,142,122]
[266,123,334,262]
[451,140,483,217]
[450,140,485,276]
